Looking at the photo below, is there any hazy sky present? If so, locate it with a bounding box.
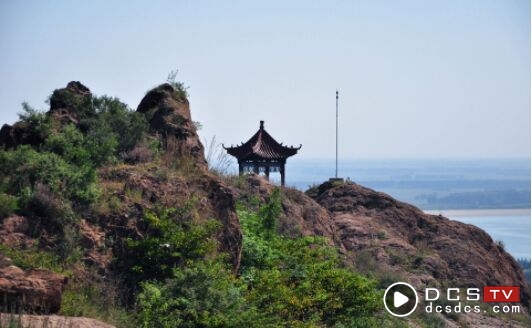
[1,0,530,159]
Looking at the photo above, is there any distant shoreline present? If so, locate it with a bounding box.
[424,208,531,217]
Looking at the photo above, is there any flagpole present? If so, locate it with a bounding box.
[335,90,339,178]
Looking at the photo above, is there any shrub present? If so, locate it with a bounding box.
[17,102,53,140]
[61,275,134,328]
[0,244,63,272]
[0,145,98,208]
[258,187,282,232]
[237,190,382,327]
[49,86,94,119]
[0,193,18,219]
[90,96,149,154]
[25,182,64,221]
[115,207,221,286]
[44,124,89,164]
[167,70,189,100]
[135,195,384,327]
[137,260,258,328]
[45,122,118,167]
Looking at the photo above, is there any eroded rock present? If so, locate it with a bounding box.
[136,83,207,168]
[309,181,531,309]
[0,265,67,313]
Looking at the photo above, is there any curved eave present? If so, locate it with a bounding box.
[224,144,301,161]
[223,123,302,161]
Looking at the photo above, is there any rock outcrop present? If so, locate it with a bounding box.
[95,164,243,272]
[0,264,67,313]
[0,215,35,249]
[0,122,44,150]
[0,81,93,150]
[0,313,115,328]
[136,83,207,168]
[49,81,93,126]
[307,181,531,309]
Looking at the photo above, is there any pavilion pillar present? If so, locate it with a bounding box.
[265,165,270,181]
[238,162,243,175]
[280,164,285,186]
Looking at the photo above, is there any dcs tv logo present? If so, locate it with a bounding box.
[383,282,520,317]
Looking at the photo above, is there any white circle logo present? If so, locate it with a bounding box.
[383,282,419,317]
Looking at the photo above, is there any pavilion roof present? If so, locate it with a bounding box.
[223,121,301,161]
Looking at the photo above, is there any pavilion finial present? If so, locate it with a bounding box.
[260,120,264,130]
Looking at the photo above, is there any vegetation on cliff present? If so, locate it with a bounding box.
[0,81,392,327]
[0,80,528,328]
[133,191,387,327]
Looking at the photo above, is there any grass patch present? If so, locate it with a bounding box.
[0,245,67,274]
[60,276,134,328]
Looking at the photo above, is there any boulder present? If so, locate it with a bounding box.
[0,313,116,328]
[0,265,67,313]
[0,215,35,248]
[308,181,531,309]
[0,122,44,150]
[49,81,93,125]
[0,81,93,150]
[137,83,207,168]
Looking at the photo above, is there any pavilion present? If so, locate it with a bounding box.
[223,121,301,186]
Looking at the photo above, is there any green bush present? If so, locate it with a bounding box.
[2,94,147,217]
[90,96,149,154]
[49,86,94,119]
[0,94,149,266]
[132,188,385,327]
[115,208,221,286]
[137,260,258,328]
[44,124,91,165]
[45,122,118,167]
[0,193,18,219]
[61,277,134,328]
[258,187,282,232]
[16,102,53,141]
[236,190,382,327]
[135,194,385,327]
[167,70,189,100]
[0,145,98,208]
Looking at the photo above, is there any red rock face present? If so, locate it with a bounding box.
[308,181,531,310]
[0,265,67,313]
[0,313,116,328]
[136,83,207,169]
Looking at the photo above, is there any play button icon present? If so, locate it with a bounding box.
[383,282,418,317]
[394,291,409,308]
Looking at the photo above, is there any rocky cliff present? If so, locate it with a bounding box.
[136,83,207,168]
[0,81,528,327]
[309,181,530,305]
